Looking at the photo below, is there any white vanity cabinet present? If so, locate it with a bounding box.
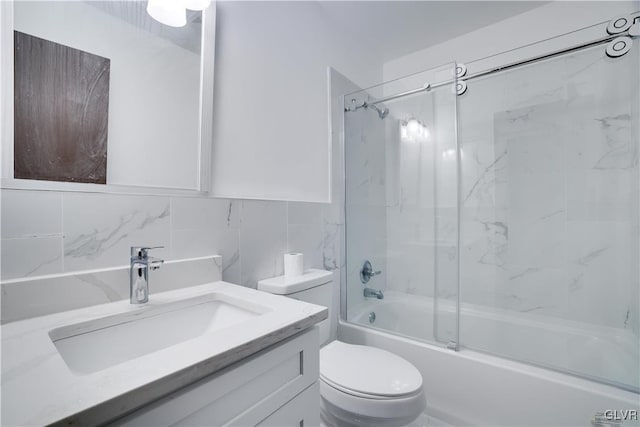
[111,327,320,427]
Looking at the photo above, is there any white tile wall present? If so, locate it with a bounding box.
[454,43,638,331]
[1,256,222,323]
[63,192,171,271]
[1,190,65,279]
[1,190,62,238]
[371,26,639,348]
[0,189,343,320]
[238,200,287,288]
[1,236,64,279]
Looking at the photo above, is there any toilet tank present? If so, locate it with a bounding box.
[258,269,333,345]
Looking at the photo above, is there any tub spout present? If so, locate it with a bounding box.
[364,288,384,299]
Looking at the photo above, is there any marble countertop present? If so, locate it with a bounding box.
[1,281,327,426]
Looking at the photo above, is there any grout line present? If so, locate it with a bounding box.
[169,197,174,260]
[60,192,65,273]
[236,229,241,285]
[237,201,243,285]
[286,202,290,251]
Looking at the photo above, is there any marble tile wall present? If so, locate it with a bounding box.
[382,77,459,307]
[0,190,342,316]
[457,43,639,332]
[344,104,388,314]
[0,175,350,340]
[378,41,638,339]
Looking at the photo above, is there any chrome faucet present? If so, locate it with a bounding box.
[363,287,384,299]
[130,246,164,304]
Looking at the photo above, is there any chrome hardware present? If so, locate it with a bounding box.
[344,99,388,119]
[368,312,376,323]
[455,63,467,78]
[363,288,384,299]
[360,260,381,284]
[605,36,632,58]
[456,80,467,96]
[607,14,633,35]
[345,98,366,112]
[345,84,432,114]
[130,246,164,304]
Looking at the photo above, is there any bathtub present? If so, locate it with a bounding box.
[339,291,640,426]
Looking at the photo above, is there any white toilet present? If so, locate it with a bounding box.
[258,269,425,427]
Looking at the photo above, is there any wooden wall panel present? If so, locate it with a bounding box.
[14,31,110,184]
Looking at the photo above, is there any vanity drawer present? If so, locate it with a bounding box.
[257,382,320,427]
[112,326,319,426]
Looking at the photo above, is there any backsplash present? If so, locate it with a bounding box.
[1,190,342,288]
[1,255,222,323]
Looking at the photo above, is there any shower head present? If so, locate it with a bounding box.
[368,103,389,119]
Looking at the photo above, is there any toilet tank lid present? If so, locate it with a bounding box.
[257,269,333,294]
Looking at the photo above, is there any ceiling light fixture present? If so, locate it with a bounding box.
[182,0,212,11]
[147,0,187,27]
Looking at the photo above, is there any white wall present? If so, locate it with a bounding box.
[210,1,382,202]
[384,1,639,81]
[10,1,201,190]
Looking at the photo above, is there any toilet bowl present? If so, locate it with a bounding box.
[258,269,425,427]
[319,340,425,427]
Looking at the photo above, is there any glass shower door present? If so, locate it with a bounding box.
[344,63,460,348]
[458,41,639,391]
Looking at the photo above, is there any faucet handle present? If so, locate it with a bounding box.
[360,260,382,284]
[131,246,164,258]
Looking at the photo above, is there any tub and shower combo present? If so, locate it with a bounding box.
[339,13,639,427]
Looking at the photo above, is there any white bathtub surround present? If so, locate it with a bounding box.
[1,255,222,324]
[456,45,639,332]
[349,291,639,391]
[341,8,640,393]
[344,104,388,312]
[339,306,639,427]
[1,281,327,426]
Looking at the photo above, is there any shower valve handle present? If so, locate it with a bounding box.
[360,260,381,284]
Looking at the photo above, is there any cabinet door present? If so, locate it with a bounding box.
[112,327,319,426]
[257,382,320,427]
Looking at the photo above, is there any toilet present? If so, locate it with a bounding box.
[258,269,425,427]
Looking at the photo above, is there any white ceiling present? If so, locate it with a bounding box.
[317,1,548,62]
[87,1,202,53]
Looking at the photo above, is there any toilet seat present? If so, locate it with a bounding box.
[320,341,423,398]
[319,341,425,426]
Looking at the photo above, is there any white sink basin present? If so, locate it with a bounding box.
[49,294,269,374]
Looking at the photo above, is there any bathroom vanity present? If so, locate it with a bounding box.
[1,282,327,426]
